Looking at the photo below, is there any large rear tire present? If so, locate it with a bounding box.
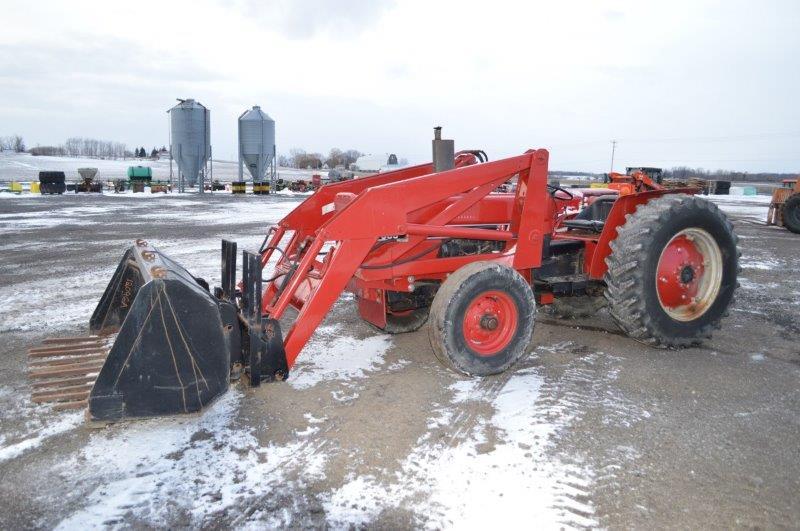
[428,262,536,376]
[783,194,800,234]
[604,194,739,347]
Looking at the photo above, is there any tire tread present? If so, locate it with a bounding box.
[603,194,739,348]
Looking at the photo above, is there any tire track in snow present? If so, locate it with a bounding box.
[322,341,634,529]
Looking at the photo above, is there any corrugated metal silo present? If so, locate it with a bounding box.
[169,98,211,190]
[238,105,276,183]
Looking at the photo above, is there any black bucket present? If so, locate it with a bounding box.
[87,240,240,421]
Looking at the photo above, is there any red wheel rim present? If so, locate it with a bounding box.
[462,290,518,356]
[656,228,722,321]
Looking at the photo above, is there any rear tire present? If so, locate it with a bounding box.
[783,194,800,234]
[428,262,535,376]
[604,194,739,347]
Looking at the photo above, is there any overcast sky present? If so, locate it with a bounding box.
[1,0,798,172]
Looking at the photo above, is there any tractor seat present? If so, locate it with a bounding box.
[562,218,605,232]
[562,195,617,233]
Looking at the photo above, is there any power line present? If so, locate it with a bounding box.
[549,131,800,149]
[620,132,800,143]
[609,140,617,172]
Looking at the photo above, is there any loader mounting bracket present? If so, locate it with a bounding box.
[240,247,289,386]
[245,318,289,386]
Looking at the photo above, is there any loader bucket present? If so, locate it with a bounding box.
[30,240,240,421]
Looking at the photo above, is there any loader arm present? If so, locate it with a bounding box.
[262,152,483,254]
[260,149,550,368]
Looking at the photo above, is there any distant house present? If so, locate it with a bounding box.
[352,153,401,173]
[156,148,170,160]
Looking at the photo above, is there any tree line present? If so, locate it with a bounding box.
[662,166,796,183]
[278,148,363,170]
[0,135,26,152]
[63,137,128,159]
[24,137,129,159]
[132,146,168,158]
[3,133,172,160]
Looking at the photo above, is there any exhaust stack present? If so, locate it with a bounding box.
[432,126,455,173]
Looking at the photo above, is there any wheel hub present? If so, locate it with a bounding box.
[480,314,499,331]
[462,290,518,356]
[656,228,723,321]
[679,265,695,284]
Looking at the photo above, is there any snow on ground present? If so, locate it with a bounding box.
[706,193,771,223]
[0,411,84,463]
[0,199,298,334]
[289,324,394,390]
[324,356,600,529]
[0,268,112,333]
[323,341,652,529]
[0,194,651,528]
[54,390,327,529]
[740,257,782,270]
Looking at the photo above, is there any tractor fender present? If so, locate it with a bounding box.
[585,188,696,279]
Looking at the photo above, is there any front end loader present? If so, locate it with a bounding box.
[29,128,740,422]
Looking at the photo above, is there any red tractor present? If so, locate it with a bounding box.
[31,129,739,421]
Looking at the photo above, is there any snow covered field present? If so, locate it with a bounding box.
[0,151,322,184]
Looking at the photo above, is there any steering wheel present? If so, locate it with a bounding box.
[547,184,574,200]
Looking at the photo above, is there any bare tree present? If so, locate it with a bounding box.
[294,152,323,169]
[325,148,344,168]
[30,145,66,156]
[288,148,306,168]
[61,137,127,159]
[286,147,363,169]
[343,149,362,168]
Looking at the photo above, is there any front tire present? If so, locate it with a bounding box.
[604,194,739,347]
[428,262,536,376]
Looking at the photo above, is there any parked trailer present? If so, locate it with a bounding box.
[39,171,66,195]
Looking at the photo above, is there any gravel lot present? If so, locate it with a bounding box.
[0,191,797,529]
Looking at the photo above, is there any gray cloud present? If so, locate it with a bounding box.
[1,1,799,172]
[237,0,395,39]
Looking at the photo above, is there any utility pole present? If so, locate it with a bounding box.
[610,140,617,173]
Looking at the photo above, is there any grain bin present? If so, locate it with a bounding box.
[168,98,211,192]
[238,105,276,185]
